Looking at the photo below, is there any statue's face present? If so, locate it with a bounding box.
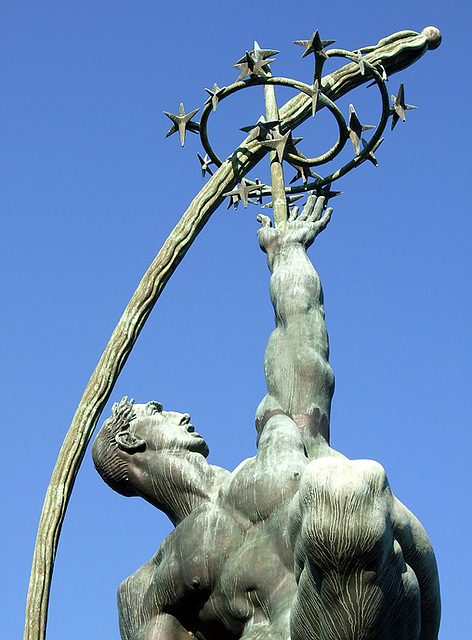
[133,402,209,457]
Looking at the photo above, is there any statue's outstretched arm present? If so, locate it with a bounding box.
[255,197,335,453]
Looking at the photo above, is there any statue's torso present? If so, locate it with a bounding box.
[133,446,307,640]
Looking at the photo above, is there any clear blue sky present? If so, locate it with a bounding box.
[2,1,470,638]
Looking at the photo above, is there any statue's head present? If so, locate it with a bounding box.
[92,397,209,498]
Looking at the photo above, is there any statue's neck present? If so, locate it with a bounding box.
[131,452,222,526]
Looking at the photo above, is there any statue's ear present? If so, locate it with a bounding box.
[115,430,146,453]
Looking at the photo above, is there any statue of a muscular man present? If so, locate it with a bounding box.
[92,197,440,640]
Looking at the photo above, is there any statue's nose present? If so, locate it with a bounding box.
[179,413,191,425]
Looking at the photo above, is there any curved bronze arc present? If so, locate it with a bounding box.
[24,27,439,640]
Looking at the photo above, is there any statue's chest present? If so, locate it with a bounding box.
[158,507,294,638]
[198,527,295,635]
[165,506,246,594]
[223,458,304,524]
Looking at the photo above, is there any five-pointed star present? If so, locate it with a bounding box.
[223,178,265,208]
[234,40,278,81]
[260,131,291,163]
[391,82,417,130]
[310,79,320,117]
[197,153,214,179]
[367,64,388,88]
[233,51,275,81]
[348,104,374,156]
[204,83,226,112]
[236,41,279,64]
[240,116,280,143]
[164,103,200,147]
[289,165,320,185]
[377,64,388,81]
[226,194,240,210]
[285,144,319,184]
[315,183,342,203]
[361,137,384,166]
[294,30,335,59]
[353,50,365,75]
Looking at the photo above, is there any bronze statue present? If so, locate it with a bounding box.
[93,198,440,640]
[25,26,443,640]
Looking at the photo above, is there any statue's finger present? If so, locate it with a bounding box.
[320,207,333,229]
[299,194,316,221]
[310,196,326,222]
[289,206,299,221]
[257,214,272,228]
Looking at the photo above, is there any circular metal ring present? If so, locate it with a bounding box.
[199,52,391,196]
[199,76,335,168]
[286,56,392,194]
[284,90,349,167]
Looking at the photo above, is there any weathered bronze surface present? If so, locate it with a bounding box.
[24,26,442,640]
[93,200,440,640]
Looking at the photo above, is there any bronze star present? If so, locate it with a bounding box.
[348,104,374,155]
[367,64,388,88]
[294,31,335,59]
[289,165,320,185]
[233,41,278,81]
[226,194,240,210]
[197,153,214,179]
[376,64,388,81]
[204,83,226,112]
[391,83,417,130]
[223,179,265,209]
[310,80,320,117]
[279,131,303,163]
[361,137,384,166]
[315,183,342,203]
[260,131,291,163]
[236,41,279,64]
[285,143,319,184]
[233,50,275,81]
[164,103,200,147]
[353,50,365,75]
[240,116,280,143]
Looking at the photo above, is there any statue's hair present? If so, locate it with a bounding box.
[92,396,138,497]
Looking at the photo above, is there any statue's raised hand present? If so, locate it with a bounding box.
[257,195,333,255]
